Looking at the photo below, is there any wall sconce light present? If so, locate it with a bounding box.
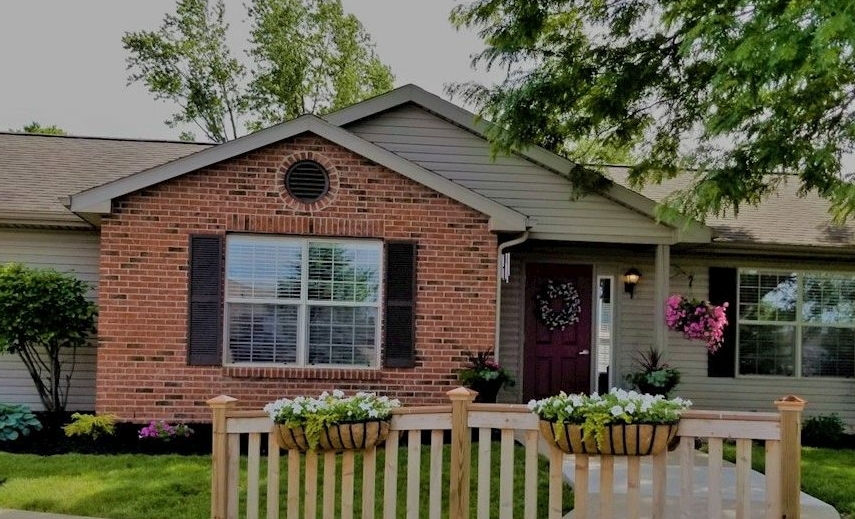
[623,268,641,299]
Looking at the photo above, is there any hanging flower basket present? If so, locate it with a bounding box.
[265,390,401,451]
[665,294,729,353]
[272,420,391,452]
[538,420,678,456]
[536,279,582,331]
[529,388,691,456]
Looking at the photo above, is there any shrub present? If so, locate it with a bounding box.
[802,413,846,447]
[63,413,118,440]
[0,403,42,441]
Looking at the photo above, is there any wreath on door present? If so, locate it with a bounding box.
[536,279,582,331]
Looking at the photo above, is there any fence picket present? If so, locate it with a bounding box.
[764,440,781,519]
[626,456,640,519]
[679,436,694,519]
[573,453,588,519]
[286,450,300,519]
[499,429,514,519]
[341,450,354,519]
[266,434,280,519]
[227,434,239,519]
[406,430,421,519]
[599,456,614,519]
[651,450,666,519]
[477,428,490,519]
[707,437,723,519]
[383,432,399,519]
[304,451,318,519]
[736,438,752,519]
[323,451,336,519]
[247,433,261,519]
[361,447,377,519]
[429,430,444,519]
[523,430,538,519]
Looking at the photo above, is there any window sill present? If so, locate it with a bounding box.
[223,365,382,381]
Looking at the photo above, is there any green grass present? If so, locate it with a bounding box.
[0,442,572,519]
[721,443,855,519]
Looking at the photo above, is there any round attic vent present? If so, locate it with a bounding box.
[284,160,330,203]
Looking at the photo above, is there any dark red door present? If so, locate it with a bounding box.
[524,263,593,401]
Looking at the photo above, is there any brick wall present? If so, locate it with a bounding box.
[97,134,497,421]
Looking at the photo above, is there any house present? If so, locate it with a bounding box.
[1,85,853,428]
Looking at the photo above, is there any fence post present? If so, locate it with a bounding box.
[208,395,238,519]
[775,395,806,519]
[448,386,476,519]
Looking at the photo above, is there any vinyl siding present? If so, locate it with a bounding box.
[0,228,99,411]
[498,245,855,429]
[347,106,677,244]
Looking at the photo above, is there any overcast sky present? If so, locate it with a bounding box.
[0,1,499,141]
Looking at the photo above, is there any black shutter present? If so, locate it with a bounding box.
[384,242,416,368]
[708,267,737,377]
[188,234,223,365]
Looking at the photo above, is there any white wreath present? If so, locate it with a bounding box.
[537,280,582,331]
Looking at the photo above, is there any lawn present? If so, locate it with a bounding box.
[722,443,855,519]
[0,442,573,519]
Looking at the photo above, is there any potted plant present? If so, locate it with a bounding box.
[625,347,681,396]
[529,388,692,455]
[458,350,515,403]
[264,390,401,451]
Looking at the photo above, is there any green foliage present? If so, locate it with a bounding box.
[123,0,394,142]
[0,263,97,414]
[457,349,515,388]
[63,413,117,441]
[802,413,846,447]
[0,404,42,442]
[452,0,855,223]
[18,122,67,136]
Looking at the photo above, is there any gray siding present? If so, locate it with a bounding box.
[347,106,677,244]
[0,229,99,411]
[497,244,855,429]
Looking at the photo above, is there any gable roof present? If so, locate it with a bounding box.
[67,113,529,232]
[0,132,208,228]
[325,85,711,245]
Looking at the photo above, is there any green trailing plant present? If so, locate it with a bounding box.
[529,388,692,449]
[63,413,118,441]
[264,390,401,449]
[802,413,846,447]
[0,403,42,441]
[625,347,681,396]
[0,263,97,416]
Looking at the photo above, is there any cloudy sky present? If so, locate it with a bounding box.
[0,1,500,141]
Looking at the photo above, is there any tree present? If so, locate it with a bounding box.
[18,122,67,135]
[0,264,97,417]
[123,0,394,142]
[451,0,855,222]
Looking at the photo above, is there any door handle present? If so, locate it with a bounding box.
[579,349,590,356]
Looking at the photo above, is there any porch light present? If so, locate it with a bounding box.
[623,268,641,299]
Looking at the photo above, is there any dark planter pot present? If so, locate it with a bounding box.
[469,379,504,403]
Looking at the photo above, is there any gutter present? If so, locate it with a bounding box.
[494,231,530,356]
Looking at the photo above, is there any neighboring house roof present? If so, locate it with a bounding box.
[68,113,530,233]
[607,167,855,250]
[0,132,209,228]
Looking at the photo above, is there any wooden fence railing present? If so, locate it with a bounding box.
[208,389,805,519]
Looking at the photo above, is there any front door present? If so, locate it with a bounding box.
[524,263,593,401]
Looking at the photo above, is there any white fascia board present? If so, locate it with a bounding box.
[68,113,527,232]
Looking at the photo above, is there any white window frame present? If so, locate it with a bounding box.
[223,234,383,368]
[595,275,614,388]
[737,268,855,379]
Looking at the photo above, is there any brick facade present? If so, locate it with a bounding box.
[96,134,497,421]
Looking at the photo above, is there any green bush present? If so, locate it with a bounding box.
[802,413,846,447]
[63,413,117,441]
[0,403,42,441]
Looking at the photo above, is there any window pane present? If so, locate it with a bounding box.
[738,324,795,376]
[228,303,298,363]
[739,271,797,322]
[308,242,380,303]
[802,273,855,324]
[307,306,377,366]
[227,238,301,299]
[802,326,855,377]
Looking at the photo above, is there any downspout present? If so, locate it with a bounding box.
[494,231,530,356]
